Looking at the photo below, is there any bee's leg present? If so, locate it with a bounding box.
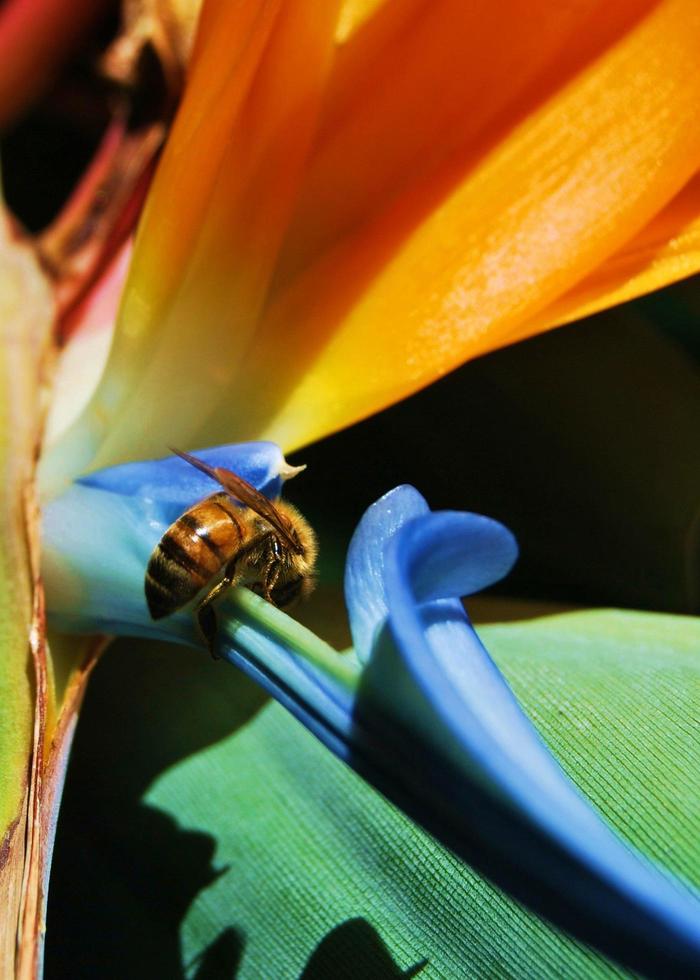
[195,558,239,659]
[196,602,219,659]
[263,563,282,602]
[259,535,283,603]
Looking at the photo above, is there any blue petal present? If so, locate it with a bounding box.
[42,442,290,637]
[76,442,287,526]
[216,590,359,760]
[344,486,429,662]
[345,489,700,977]
[344,485,517,662]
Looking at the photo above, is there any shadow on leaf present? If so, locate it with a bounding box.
[300,918,427,979]
[45,637,264,979]
[190,927,245,980]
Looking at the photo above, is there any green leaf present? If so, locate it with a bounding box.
[0,208,93,977]
[0,211,52,975]
[46,607,699,978]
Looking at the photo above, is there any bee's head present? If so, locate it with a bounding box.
[275,500,318,571]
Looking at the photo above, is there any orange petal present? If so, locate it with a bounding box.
[518,173,700,340]
[218,0,700,451]
[119,0,283,344]
[274,0,660,289]
[50,0,700,476]
[46,0,341,481]
[335,0,396,42]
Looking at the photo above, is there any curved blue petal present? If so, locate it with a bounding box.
[344,486,518,663]
[345,488,700,977]
[344,486,429,662]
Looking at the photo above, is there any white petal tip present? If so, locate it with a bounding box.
[279,460,306,482]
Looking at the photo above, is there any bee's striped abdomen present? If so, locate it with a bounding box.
[145,492,243,619]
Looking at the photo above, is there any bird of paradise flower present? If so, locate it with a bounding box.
[2,0,700,977]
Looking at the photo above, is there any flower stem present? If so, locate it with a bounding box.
[215,588,360,758]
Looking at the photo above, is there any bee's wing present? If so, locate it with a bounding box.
[170,447,302,553]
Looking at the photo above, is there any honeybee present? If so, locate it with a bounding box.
[145,448,317,655]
